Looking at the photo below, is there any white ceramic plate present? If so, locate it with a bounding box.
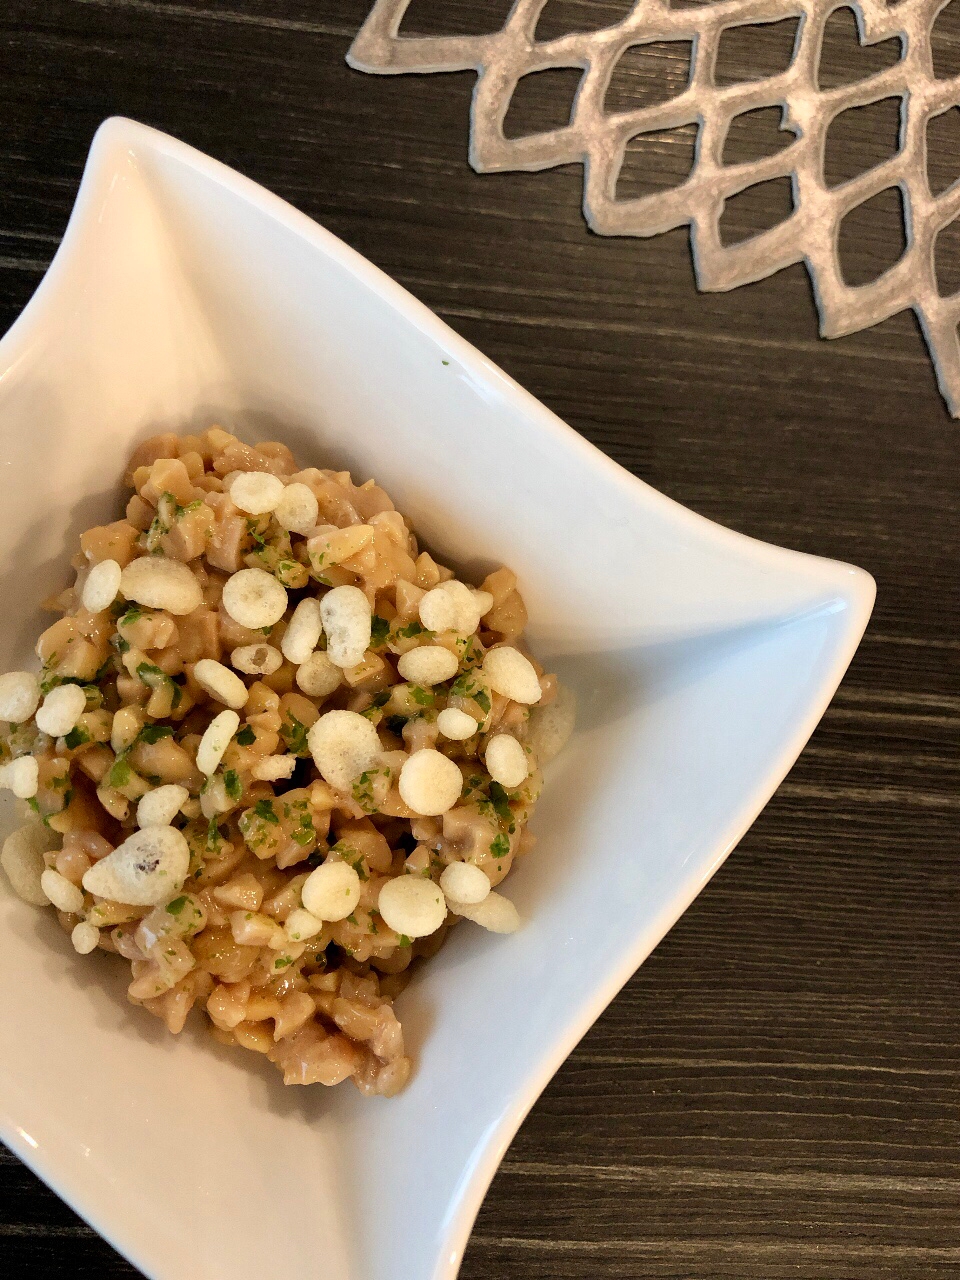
[0,118,873,1280]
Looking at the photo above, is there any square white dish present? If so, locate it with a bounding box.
[0,118,874,1280]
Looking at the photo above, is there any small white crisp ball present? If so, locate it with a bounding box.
[0,756,39,800]
[452,890,521,934]
[0,672,41,723]
[377,875,447,938]
[319,585,372,669]
[274,482,319,535]
[295,651,342,698]
[40,868,85,914]
[250,754,297,782]
[221,568,288,630]
[439,861,491,907]
[196,709,241,776]
[484,734,529,788]
[398,749,463,816]
[229,471,285,515]
[307,709,382,792]
[119,556,203,616]
[71,921,100,954]
[281,597,323,666]
[436,707,478,741]
[418,586,458,634]
[81,558,122,614]
[397,645,459,686]
[301,860,361,922]
[36,683,87,737]
[482,646,542,705]
[439,580,483,633]
[473,589,494,617]
[137,784,189,828]
[230,643,283,676]
[193,658,249,710]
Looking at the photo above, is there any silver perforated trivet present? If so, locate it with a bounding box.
[349,0,960,414]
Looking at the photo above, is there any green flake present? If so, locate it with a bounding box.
[27,797,51,827]
[236,724,256,746]
[489,781,513,826]
[254,798,279,825]
[281,713,309,757]
[39,670,64,695]
[490,833,510,859]
[351,769,382,812]
[396,620,431,640]
[360,689,391,720]
[108,756,132,789]
[64,724,91,751]
[246,518,267,551]
[206,816,222,851]
[138,723,173,745]
[291,814,316,847]
[223,769,242,802]
[370,615,390,648]
[166,896,188,916]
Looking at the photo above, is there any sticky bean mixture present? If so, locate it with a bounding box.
[0,429,574,1096]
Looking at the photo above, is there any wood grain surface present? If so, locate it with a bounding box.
[1,2,959,1277]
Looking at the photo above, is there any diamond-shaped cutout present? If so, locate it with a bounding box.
[398,0,514,36]
[719,176,794,246]
[934,219,960,296]
[503,67,583,139]
[932,0,960,79]
[714,17,800,87]
[927,107,960,196]
[604,40,693,114]
[535,0,637,42]
[838,186,907,286]
[616,123,698,200]
[722,106,797,166]
[823,96,902,188]
[817,5,903,90]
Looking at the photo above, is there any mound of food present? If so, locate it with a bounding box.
[0,428,572,1095]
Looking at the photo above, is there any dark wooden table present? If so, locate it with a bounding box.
[2,2,959,1277]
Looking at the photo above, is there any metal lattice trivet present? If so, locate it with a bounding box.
[349,0,960,415]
